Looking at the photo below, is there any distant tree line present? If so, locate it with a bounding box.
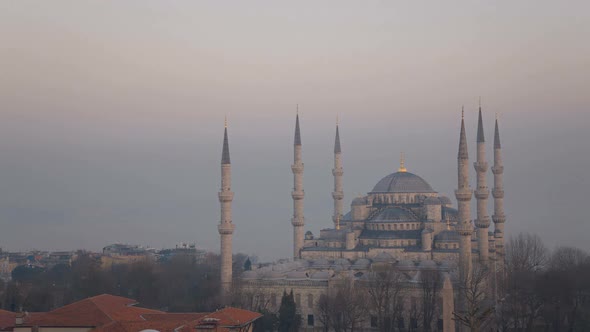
[0,251,249,313]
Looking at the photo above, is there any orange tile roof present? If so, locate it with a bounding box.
[21,294,163,327]
[18,294,261,332]
[0,309,15,331]
[200,307,262,327]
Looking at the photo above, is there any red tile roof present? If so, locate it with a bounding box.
[0,310,15,331]
[17,294,261,332]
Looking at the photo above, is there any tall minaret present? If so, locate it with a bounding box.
[332,118,344,229]
[291,111,305,259]
[474,103,491,262]
[218,118,235,301]
[492,115,506,259]
[455,109,473,283]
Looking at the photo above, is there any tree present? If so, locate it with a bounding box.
[419,269,442,332]
[278,290,300,332]
[453,263,494,332]
[364,264,405,332]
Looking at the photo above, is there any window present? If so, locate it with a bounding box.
[308,315,315,326]
[370,316,378,328]
[307,294,314,308]
[295,294,301,307]
[410,318,418,329]
[387,224,391,230]
[400,224,404,230]
[394,224,398,230]
[444,244,448,249]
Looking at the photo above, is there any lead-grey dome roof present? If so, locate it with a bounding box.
[371,171,436,193]
[370,207,419,222]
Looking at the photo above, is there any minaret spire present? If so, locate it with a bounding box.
[474,105,491,262]
[218,119,235,302]
[492,116,506,260]
[455,108,473,286]
[332,118,344,229]
[291,109,305,259]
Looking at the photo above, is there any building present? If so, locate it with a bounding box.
[218,105,506,331]
[10,294,261,332]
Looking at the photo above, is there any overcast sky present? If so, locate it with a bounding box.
[1,1,589,260]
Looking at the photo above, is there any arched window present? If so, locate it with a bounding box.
[307,294,314,308]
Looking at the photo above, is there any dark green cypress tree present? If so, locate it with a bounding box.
[278,290,301,332]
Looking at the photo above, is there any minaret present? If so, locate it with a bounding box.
[474,103,491,262]
[492,115,506,259]
[218,118,235,301]
[291,111,305,259]
[332,117,344,229]
[455,108,473,283]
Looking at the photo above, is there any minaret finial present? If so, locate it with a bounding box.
[462,105,464,119]
[224,114,228,128]
[398,152,407,172]
[479,96,481,109]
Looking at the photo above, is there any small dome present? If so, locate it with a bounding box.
[373,252,393,262]
[439,196,453,206]
[352,197,367,205]
[424,197,442,205]
[352,258,371,268]
[286,271,308,280]
[266,271,284,279]
[371,171,436,193]
[310,271,331,280]
[397,260,416,269]
[305,231,314,240]
[313,258,330,268]
[333,258,351,267]
[435,230,460,242]
[370,207,418,222]
[419,260,438,269]
[242,271,258,279]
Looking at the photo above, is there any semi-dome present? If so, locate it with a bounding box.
[371,171,436,193]
[370,207,419,222]
[435,230,460,242]
[424,197,442,205]
[439,196,453,206]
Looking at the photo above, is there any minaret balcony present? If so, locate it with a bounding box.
[291,217,305,227]
[474,161,488,172]
[218,223,235,234]
[492,214,506,224]
[218,191,234,202]
[332,192,344,200]
[455,189,473,202]
[492,166,504,174]
[475,216,491,228]
[474,188,489,200]
[455,223,473,236]
[292,191,305,200]
[332,168,343,176]
[492,188,504,199]
[291,164,304,174]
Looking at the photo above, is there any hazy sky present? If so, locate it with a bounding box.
[1,1,589,260]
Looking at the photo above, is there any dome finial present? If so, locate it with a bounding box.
[398,152,407,172]
[446,218,451,231]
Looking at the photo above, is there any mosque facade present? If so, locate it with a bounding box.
[217,107,506,331]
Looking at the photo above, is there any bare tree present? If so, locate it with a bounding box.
[363,264,405,332]
[419,269,442,332]
[503,232,548,331]
[453,263,494,332]
[318,278,368,332]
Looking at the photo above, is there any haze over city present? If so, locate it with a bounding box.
[1,1,589,261]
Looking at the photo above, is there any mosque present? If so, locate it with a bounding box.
[216,107,506,331]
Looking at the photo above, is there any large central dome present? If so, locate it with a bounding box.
[371,171,435,193]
